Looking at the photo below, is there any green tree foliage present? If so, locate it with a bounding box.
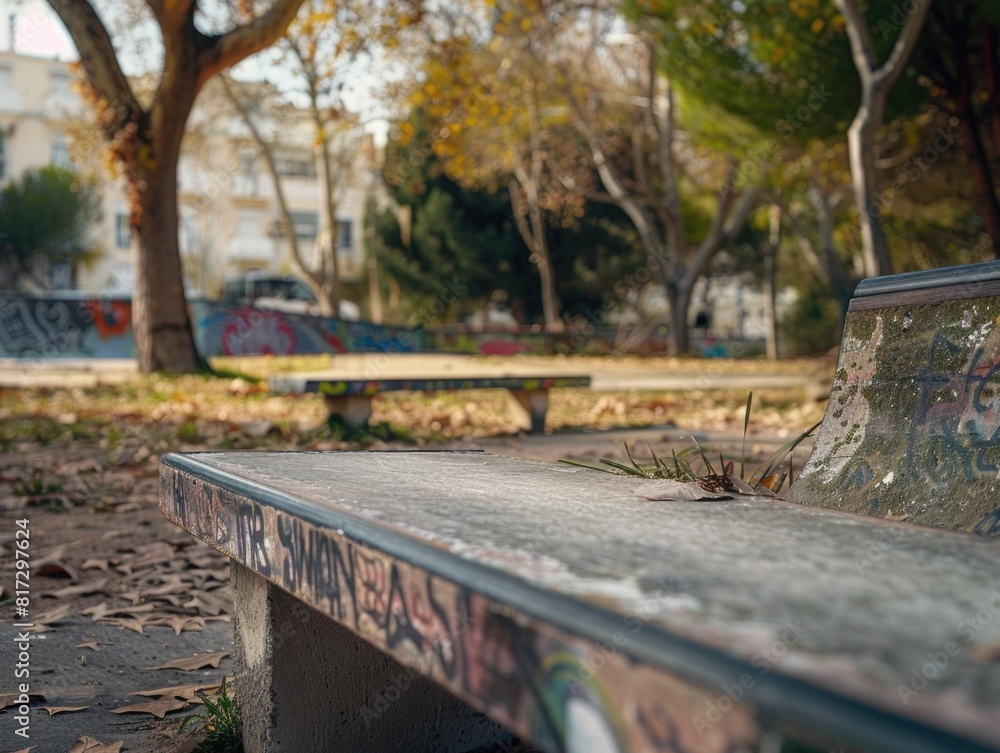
[0,165,100,290]
[372,108,647,326]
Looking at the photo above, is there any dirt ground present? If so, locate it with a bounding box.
[0,358,827,751]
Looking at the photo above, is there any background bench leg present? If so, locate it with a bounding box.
[231,562,511,753]
[507,389,548,434]
[323,394,373,427]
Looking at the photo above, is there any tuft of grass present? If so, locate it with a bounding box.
[559,391,820,496]
[179,677,242,753]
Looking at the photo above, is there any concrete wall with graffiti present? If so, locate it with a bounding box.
[0,295,761,359]
[0,295,135,359]
[190,301,421,357]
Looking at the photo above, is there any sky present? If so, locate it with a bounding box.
[2,0,76,59]
[0,0,390,142]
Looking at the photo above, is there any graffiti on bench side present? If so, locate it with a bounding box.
[166,473,759,753]
[796,304,1000,535]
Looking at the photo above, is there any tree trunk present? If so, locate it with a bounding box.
[847,98,893,278]
[316,127,342,316]
[508,176,563,331]
[132,128,200,373]
[666,281,691,355]
[763,204,780,359]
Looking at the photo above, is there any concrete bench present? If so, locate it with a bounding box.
[161,450,1000,753]
[160,261,1000,752]
[269,375,591,434]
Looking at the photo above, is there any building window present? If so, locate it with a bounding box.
[0,65,11,89]
[274,153,316,177]
[0,130,7,181]
[115,214,131,249]
[337,219,353,252]
[51,135,71,168]
[289,211,318,239]
[50,71,71,92]
[237,208,263,237]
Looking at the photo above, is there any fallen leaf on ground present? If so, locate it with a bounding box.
[42,705,89,715]
[84,602,154,621]
[36,562,76,579]
[111,698,188,718]
[148,616,205,635]
[103,616,151,635]
[81,559,111,572]
[27,604,72,633]
[0,691,45,708]
[75,640,110,652]
[150,650,229,671]
[884,510,910,521]
[68,736,123,753]
[183,591,232,617]
[134,679,230,700]
[45,578,109,600]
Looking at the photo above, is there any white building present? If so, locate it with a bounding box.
[0,50,381,297]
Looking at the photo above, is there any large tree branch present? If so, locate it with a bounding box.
[147,0,196,33]
[874,0,934,91]
[834,0,879,79]
[196,0,306,88]
[46,0,142,128]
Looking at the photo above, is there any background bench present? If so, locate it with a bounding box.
[269,375,591,434]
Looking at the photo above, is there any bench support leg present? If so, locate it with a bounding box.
[507,389,549,434]
[323,394,373,427]
[231,563,511,753]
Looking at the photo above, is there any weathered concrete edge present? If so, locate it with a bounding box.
[157,452,1000,753]
[854,260,1000,298]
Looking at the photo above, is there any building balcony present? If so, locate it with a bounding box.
[227,236,273,263]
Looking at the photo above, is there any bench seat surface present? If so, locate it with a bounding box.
[269,374,591,394]
[162,450,1000,752]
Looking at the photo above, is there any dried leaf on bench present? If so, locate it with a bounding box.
[111,698,188,719]
[151,650,229,671]
[42,705,89,716]
[636,479,735,501]
[68,737,123,753]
